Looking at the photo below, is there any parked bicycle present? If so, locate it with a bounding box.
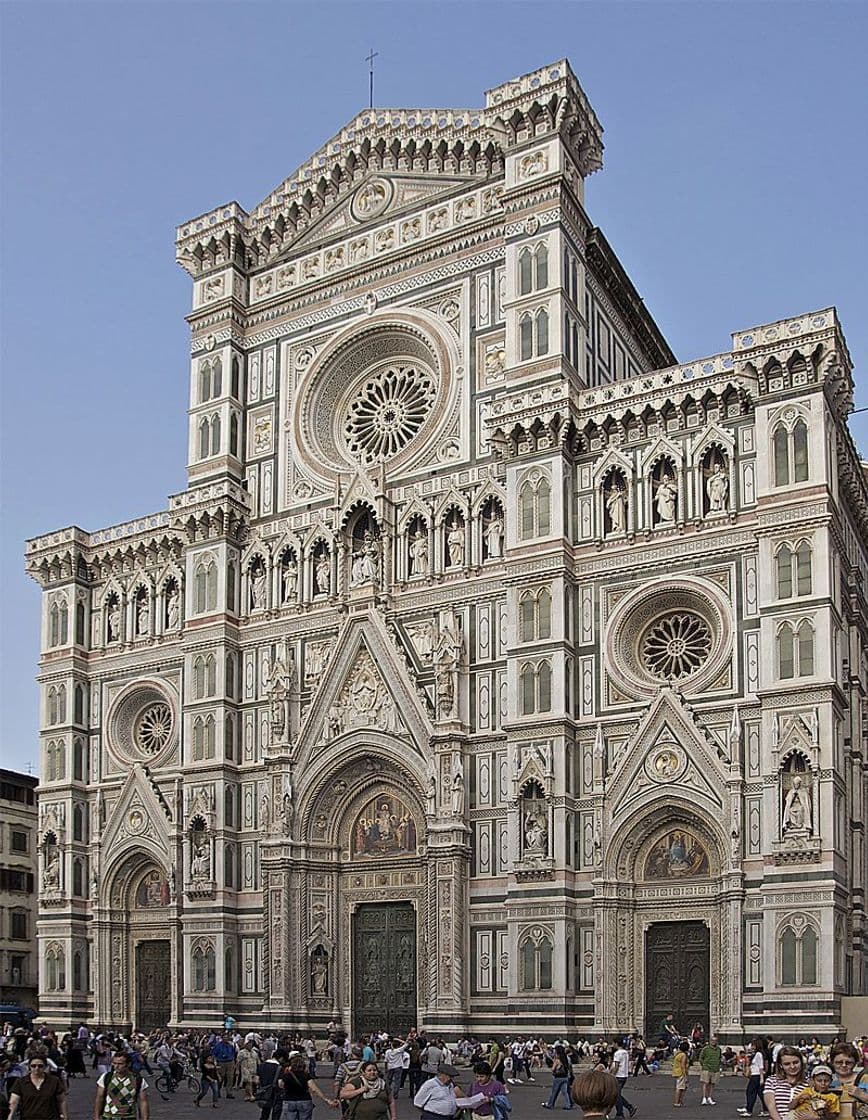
[155,1060,201,1099]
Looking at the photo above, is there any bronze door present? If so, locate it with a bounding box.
[353,903,416,1037]
[645,921,710,1041]
[135,940,171,1031]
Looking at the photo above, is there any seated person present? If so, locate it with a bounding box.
[790,1066,841,1119]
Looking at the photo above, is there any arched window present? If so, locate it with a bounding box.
[797,621,814,676]
[73,804,85,841]
[192,718,204,762]
[520,930,554,990]
[192,940,216,992]
[46,944,66,991]
[231,356,241,399]
[72,858,84,897]
[73,738,87,782]
[773,425,790,486]
[225,715,235,761]
[229,413,239,457]
[535,244,548,289]
[537,661,552,712]
[75,600,86,646]
[225,842,235,889]
[226,561,236,612]
[57,685,66,722]
[211,357,222,398]
[519,593,536,643]
[776,545,793,598]
[194,557,217,614]
[48,687,59,726]
[199,360,212,403]
[520,664,536,715]
[204,715,215,759]
[520,313,534,361]
[779,923,819,986]
[519,249,533,296]
[536,308,549,356]
[198,417,210,459]
[210,414,221,456]
[793,419,809,482]
[73,949,84,991]
[225,946,234,992]
[795,541,812,595]
[49,602,60,647]
[74,685,85,726]
[537,588,552,639]
[778,624,795,679]
[518,474,552,540]
[224,787,234,829]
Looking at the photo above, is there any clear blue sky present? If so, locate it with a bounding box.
[2,1,866,772]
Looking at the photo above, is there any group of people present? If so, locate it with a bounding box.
[2,1019,867,1120]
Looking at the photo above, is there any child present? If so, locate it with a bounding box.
[673,1041,690,1108]
[789,1065,841,1119]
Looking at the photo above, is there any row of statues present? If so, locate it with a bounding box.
[104,584,181,643]
[603,459,730,533]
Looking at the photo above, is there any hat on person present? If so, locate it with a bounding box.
[438,1064,458,1077]
[812,1066,833,1078]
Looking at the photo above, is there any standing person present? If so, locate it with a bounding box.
[406,1037,424,1098]
[762,1047,810,1120]
[610,1041,637,1119]
[570,1071,620,1119]
[383,1039,408,1100]
[7,1055,68,1120]
[542,1045,573,1110]
[93,1051,149,1120]
[413,1064,484,1119]
[195,1053,221,1108]
[212,1033,238,1100]
[256,1048,286,1120]
[737,1039,768,1117]
[698,1035,722,1106]
[469,1061,509,1120]
[421,1041,444,1082]
[827,1044,868,1120]
[672,1040,690,1108]
[279,1053,338,1120]
[303,1039,318,1080]
[339,1060,396,1120]
[631,1036,651,1078]
[239,1041,261,1103]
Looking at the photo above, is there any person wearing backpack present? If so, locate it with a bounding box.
[93,1051,148,1120]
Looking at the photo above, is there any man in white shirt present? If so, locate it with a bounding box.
[384,1037,408,1099]
[413,1065,485,1119]
[612,1041,638,1119]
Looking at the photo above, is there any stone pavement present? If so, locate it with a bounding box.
[63,1066,752,1120]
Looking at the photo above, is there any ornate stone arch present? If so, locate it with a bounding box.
[297,730,429,848]
[604,798,726,883]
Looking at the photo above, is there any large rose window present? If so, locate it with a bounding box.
[134,702,174,755]
[107,682,178,764]
[344,364,435,463]
[604,579,732,699]
[641,612,712,680]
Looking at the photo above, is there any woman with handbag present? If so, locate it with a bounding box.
[279,1054,339,1120]
[542,1046,573,1110]
[339,1061,396,1120]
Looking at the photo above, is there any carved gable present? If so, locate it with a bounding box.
[609,689,728,821]
[100,763,172,863]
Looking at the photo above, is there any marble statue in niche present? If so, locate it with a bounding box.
[705,456,729,513]
[604,472,628,534]
[654,471,678,524]
[314,550,331,596]
[409,525,429,577]
[483,507,504,560]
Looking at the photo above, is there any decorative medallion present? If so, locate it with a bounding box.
[645,743,687,783]
[351,179,391,222]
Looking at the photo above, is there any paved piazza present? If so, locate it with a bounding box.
[62,1065,747,1120]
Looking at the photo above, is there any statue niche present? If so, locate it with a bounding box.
[407,515,430,579]
[481,498,505,561]
[651,457,678,526]
[348,509,381,589]
[521,781,549,861]
[603,469,628,536]
[781,754,813,837]
[702,448,730,516]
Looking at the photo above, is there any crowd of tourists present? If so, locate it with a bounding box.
[1,1019,866,1120]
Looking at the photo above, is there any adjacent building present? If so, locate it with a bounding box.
[0,769,38,1011]
[26,59,868,1040]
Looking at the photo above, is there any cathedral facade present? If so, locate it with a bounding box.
[27,61,867,1042]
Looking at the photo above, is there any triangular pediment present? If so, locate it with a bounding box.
[297,611,433,771]
[101,763,172,862]
[280,172,478,256]
[609,689,727,821]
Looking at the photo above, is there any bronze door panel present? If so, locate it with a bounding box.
[136,940,171,1032]
[353,903,416,1037]
[645,921,710,1041]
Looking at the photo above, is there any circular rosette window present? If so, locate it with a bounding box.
[604,579,732,699]
[293,313,455,481]
[107,682,178,765]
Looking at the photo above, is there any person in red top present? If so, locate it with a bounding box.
[8,1054,68,1120]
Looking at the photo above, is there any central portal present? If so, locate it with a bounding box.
[353,902,416,1037]
[645,920,710,1040]
[135,940,171,1031]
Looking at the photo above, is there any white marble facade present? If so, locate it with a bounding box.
[28,60,867,1040]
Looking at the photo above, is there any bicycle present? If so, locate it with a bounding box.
[155,1063,201,1100]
